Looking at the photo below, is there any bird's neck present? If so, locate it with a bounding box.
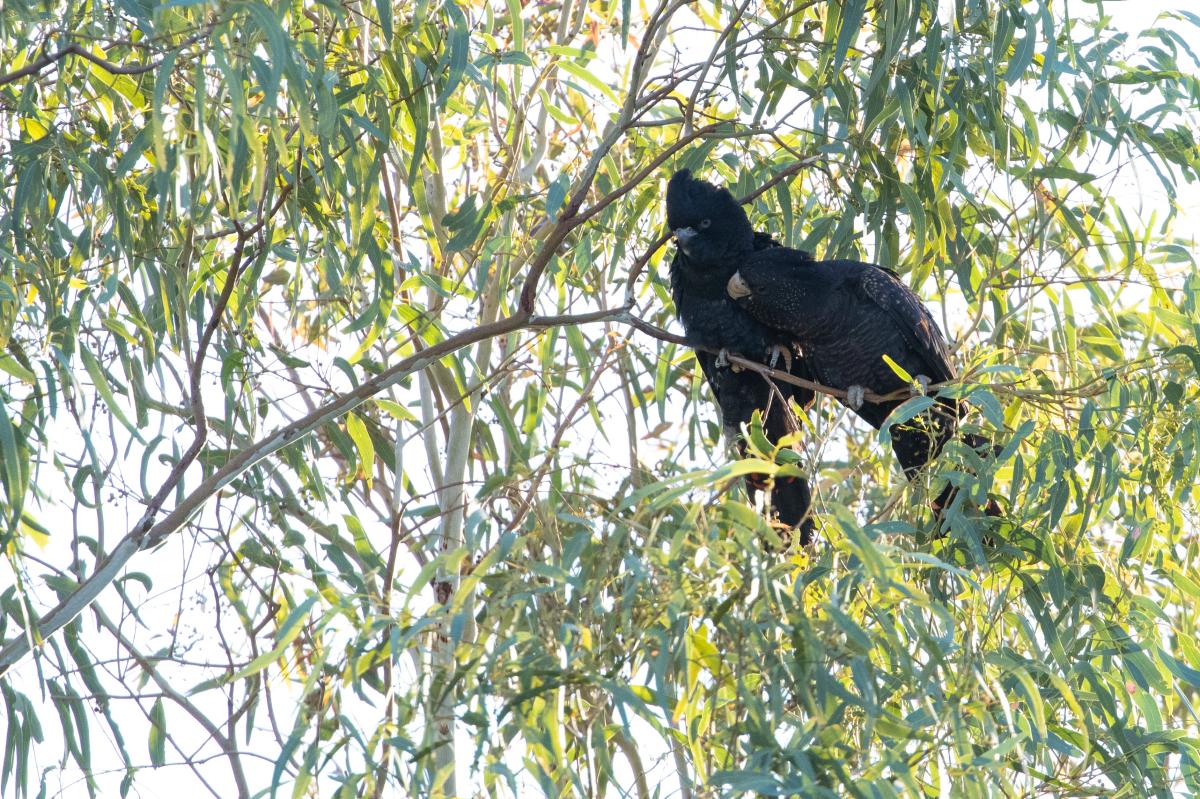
[672,257,741,300]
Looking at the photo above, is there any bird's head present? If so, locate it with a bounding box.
[665,169,755,270]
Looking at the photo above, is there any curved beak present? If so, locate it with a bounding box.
[673,227,697,247]
[726,271,752,299]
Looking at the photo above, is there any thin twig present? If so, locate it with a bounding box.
[135,234,253,546]
[93,607,251,799]
[0,37,203,87]
[618,313,913,403]
[0,305,642,675]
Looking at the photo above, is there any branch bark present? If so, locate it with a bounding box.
[0,36,204,87]
[0,306,627,675]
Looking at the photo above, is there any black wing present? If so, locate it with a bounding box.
[752,231,781,250]
[730,252,954,387]
[752,231,816,264]
[852,266,955,384]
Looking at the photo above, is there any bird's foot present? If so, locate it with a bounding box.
[766,344,793,372]
[716,349,744,372]
[846,384,865,410]
[912,374,931,396]
[727,271,752,299]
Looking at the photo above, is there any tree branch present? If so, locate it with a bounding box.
[0,37,201,87]
[619,313,918,403]
[93,608,251,799]
[0,306,642,675]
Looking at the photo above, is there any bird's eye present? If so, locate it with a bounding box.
[699,219,711,229]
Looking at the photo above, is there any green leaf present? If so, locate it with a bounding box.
[0,356,37,385]
[1005,25,1037,83]
[545,173,569,220]
[80,347,144,444]
[500,51,532,67]
[443,195,491,252]
[0,401,26,526]
[345,412,376,483]
[1029,166,1097,182]
[440,2,470,107]
[826,603,872,654]
[374,0,393,39]
[881,354,913,383]
[375,399,418,423]
[233,595,321,680]
[557,60,620,104]
[148,698,166,767]
[833,0,867,72]
[1160,647,1200,689]
[505,0,523,51]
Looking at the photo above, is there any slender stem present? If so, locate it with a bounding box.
[0,35,205,87]
[610,730,651,799]
[92,608,251,799]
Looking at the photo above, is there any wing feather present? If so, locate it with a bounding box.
[854,267,955,384]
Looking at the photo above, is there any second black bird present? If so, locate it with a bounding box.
[665,169,818,543]
[725,245,1001,520]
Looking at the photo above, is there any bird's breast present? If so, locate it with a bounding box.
[677,295,771,356]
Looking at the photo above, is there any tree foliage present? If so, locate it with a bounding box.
[2,0,1200,796]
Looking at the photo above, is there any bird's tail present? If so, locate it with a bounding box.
[772,475,818,542]
[743,469,817,546]
[931,431,1002,518]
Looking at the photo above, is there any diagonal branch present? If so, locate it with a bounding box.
[0,306,632,676]
[0,156,827,676]
[132,235,253,546]
[92,607,251,799]
[0,36,205,87]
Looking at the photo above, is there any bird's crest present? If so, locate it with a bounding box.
[664,168,752,248]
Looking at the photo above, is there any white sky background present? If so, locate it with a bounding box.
[3,0,1199,797]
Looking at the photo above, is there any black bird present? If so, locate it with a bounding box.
[665,169,818,543]
[725,248,1000,519]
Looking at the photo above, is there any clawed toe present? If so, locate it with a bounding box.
[716,348,744,372]
[767,344,793,372]
[846,384,865,410]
